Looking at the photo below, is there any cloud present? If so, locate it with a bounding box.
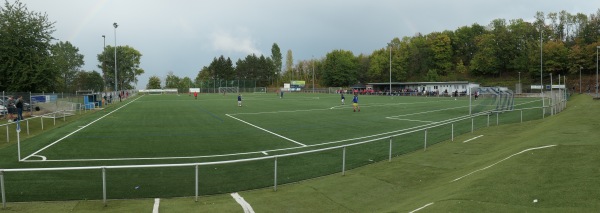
[210,29,262,55]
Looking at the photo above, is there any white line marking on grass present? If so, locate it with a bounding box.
[152,198,160,213]
[463,135,484,143]
[385,118,435,123]
[231,192,255,213]
[387,106,467,118]
[262,151,268,155]
[451,145,557,182]
[409,202,434,213]
[226,114,307,147]
[21,96,144,161]
[30,155,47,161]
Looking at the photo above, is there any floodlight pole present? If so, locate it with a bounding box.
[596,46,600,98]
[113,22,119,92]
[102,35,106,92]
[312,55,315,93]
[540,26,544,110]
[388,43,392,96]
[580,67,582,94]
[518,72,521,94]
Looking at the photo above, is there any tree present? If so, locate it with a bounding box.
[147,76,161,89]
[165,71,180,89]
[73,71,103,92]
[97,45,144,91]
[427,31,453,75]
[322,49,356,86]
[470,34,499,75]
[285,49,294,80]
[50,41,84,92]
[271,43,282,79]
[0,0,56,92]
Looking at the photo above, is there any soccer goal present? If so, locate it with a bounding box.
[329,87,342,94]
[471,87,514,113]
[218,87,239,94]
[253,87,267,93]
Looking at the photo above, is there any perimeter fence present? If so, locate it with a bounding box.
[0,95,567,207]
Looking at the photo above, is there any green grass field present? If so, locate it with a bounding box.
[0,91,564,211]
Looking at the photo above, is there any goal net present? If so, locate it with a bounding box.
[471,87,514,114]
[253,87,267,93]
[329,87,342,94]
[219,87,239,94]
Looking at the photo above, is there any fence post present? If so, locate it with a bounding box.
[496,113,499,126]
[41,116,43,130]
[1,170,5,209]
[273,157,278,192]
[4,125,7,143]
[53,113,56,126]
[520,110,523,123]
[26,120,29,135]
[451,123,454,142]
[388,137,392,162]
[102,167,107,206]
[424,129,428,151]
[471,117,474,133]
[195,165,199,202]
[342,146,346,176]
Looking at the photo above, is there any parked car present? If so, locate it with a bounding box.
[0,100,7,115]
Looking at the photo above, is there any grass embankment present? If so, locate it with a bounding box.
[2,94,599,212]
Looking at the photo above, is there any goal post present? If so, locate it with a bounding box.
[253,87,267,93]
[218,87,239,94]
[328,87,342,94]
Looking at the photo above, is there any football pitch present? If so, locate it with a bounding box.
[1,92,546,201]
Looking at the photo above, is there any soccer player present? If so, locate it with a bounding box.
[341,93,345,105]
[194,91,198,99]
[352,94,360,112]
[237,94,242,107]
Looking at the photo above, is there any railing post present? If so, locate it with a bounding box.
[195,165,199,202]
[487,114,490,127]
[53,113,56,126]
[451,123,454,142]
[273,157,278,192]
[471,117,474,132]
[520,110,523,123]
[496,113,499,126]
[5,125,7,143]
[342,146,346,176]
[1,170,5,209]
[41,116,43,130]
[26,120,29,135]
[102,167,107,206]
[388,137,392,162]
[424,129,428,151]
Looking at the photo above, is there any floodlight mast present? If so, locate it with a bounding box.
[113,22,118,92]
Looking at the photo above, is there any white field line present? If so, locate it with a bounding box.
[152,198,160,213]
[451,145,557,182]
[409,202,434,213]
[21,96,143,161]
[23,103,476,162]
[463,135,484,143]
[225,114,307,147]
[386,106,467,118]
[231,192,255,213]
[385,118,435,123]
[261,152,268,155]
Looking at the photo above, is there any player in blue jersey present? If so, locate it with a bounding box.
[352,94,360,112]
[237,94,242,107]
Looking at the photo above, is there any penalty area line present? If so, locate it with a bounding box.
[225,114,307,147]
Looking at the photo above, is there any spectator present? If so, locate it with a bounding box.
[15,96,24,121]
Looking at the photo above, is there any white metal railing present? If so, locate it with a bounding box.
[0,100,567,207]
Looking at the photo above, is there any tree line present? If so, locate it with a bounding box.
[2,0,599,92]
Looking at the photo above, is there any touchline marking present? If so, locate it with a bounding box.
[21,96,144,161]
[385,118,434,123]
[262,151,268,155]
[409,202,434,213]
[226,114,307,147]
[152,198,160,213]
[451,145,557,182]
[463,135,484,143]
[231,192,255,213]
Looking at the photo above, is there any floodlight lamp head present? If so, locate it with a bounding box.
[102,35,105,38]
[113,23,118,28]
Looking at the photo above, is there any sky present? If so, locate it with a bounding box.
[14,0,600,89]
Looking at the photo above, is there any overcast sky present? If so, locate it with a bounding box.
[15,0,599,88]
